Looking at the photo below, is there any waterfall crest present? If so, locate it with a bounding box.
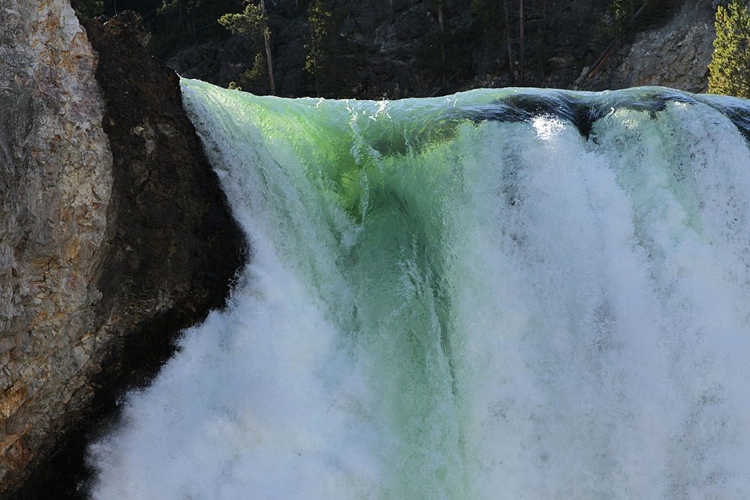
[89,81,750,499]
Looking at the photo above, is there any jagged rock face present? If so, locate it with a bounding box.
[0,3,246,496]
[615,0,714,93]
[0,0,112,490]
[586,0,715,93]
[82,11,246,370]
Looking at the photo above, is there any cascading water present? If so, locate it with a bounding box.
[88,80,750,499]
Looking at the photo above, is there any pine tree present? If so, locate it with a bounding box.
[428,0,448,91]
[304,0,331,97]
[219,0,276,95]
[470,0,515,83]
[153,0,238,57]
[609,0,634,46]
[71,0,104,18]
[708,0,750,98]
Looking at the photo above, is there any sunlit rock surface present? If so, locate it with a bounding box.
[0,3,245,496]
[587,0,715,93]
[0,0,112,490]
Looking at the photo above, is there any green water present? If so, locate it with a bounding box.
[89,80,750,499]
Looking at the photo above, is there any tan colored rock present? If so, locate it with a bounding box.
[1,5,246,494]
[588,0,716,93]
[0,0,112,490]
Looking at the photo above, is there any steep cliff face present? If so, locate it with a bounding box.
[582,0,715,93]
[614,0,714,93]
[0,0,112,489]
[0,3,246,496]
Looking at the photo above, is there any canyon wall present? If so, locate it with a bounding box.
[615,0,715,93]
[0,2,245,496]
[0,0,112,490]
[168,0,715,98]
[582,0,715,93]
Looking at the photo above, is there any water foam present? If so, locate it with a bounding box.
[88,81,750,499]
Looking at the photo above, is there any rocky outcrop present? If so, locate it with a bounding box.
[0,3,246,497]
[82,10,246,397]
[583,0,715,93]
[0,0,112,491]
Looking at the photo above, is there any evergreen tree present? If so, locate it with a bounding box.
[709,0,750,97]
[609,0,634,46]
[228,53,268,91]
[71,0,104,18]
[428,0,448,91]
[304,0,331,97]
[471,0,515,83]
[219,0,276,95]
[150,0,237,57]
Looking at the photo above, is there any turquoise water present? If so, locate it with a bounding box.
[89,81,750,499]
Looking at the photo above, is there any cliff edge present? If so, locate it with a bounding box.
[0,2,246,496]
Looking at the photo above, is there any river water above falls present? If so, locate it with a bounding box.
[87,80,750,499]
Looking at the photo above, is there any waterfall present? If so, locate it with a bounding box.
[88,80,750,499]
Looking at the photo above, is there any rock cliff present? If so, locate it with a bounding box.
[0,2,246,497]
[614,0,715,93]
[0,0,112,491]
[581,0,715,93]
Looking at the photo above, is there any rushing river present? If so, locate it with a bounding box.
[89,80,750,499]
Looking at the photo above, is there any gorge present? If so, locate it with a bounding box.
[2,0,750,498]
[1,2,244,496]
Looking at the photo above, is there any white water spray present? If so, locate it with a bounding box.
[88,81,750,499]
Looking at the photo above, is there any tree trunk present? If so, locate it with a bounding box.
[260,0,276,95]
[519,0,525,85]
[439,4,447,91]
[314,59,320,97]
[503,0,514,84]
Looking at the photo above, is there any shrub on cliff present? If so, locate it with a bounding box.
[72,0,104,18]
[708,0,750,98]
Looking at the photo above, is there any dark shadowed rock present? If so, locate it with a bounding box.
[83,12,247,351]
[1,7,246,499]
